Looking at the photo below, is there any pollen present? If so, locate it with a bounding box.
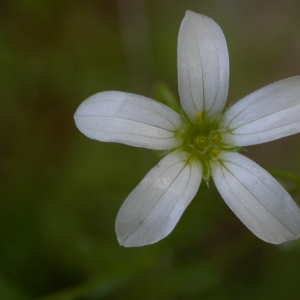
[211,132,222,144]
[197,112,204,125]
[210,148,220,157]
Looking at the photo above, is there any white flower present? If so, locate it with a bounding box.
[74,11,300,247]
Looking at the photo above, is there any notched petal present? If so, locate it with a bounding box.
[211,152,300,244]
[115,151,202,247]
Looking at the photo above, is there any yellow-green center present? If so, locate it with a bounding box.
[176,113,240,182]
[177,113,228,181]
[188,130,222,158]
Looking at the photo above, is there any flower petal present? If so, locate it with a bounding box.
[211,152,300,244]
[178,11,229,123]
[115,151,202,247]
[220,76,300,146]
[74,91,186,150]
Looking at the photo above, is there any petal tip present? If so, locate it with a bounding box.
[116,232,145,248]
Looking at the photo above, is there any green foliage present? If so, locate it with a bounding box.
[270,170,300,197]
[152,82,181,113]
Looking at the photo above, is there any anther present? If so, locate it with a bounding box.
[210,148,220,157]
[211,132,222,145]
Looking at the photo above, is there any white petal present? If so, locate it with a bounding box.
[115,151,202,247]
[178,11,229,123]
[211,152,300,244]
[74,91,187,150]
[220,76,300,146]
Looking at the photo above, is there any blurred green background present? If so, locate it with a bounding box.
[1,0,300,299]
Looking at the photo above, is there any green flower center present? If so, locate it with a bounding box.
[188,130,222,158]
[175,113,240,181]
[179,113,231,181]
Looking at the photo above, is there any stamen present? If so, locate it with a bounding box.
[211,132,222,145]
[197,112,204,126]
[210,148,220,157]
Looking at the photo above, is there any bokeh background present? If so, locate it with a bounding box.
[2,0,300,299]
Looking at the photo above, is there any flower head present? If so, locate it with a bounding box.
[74,11,300,247]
